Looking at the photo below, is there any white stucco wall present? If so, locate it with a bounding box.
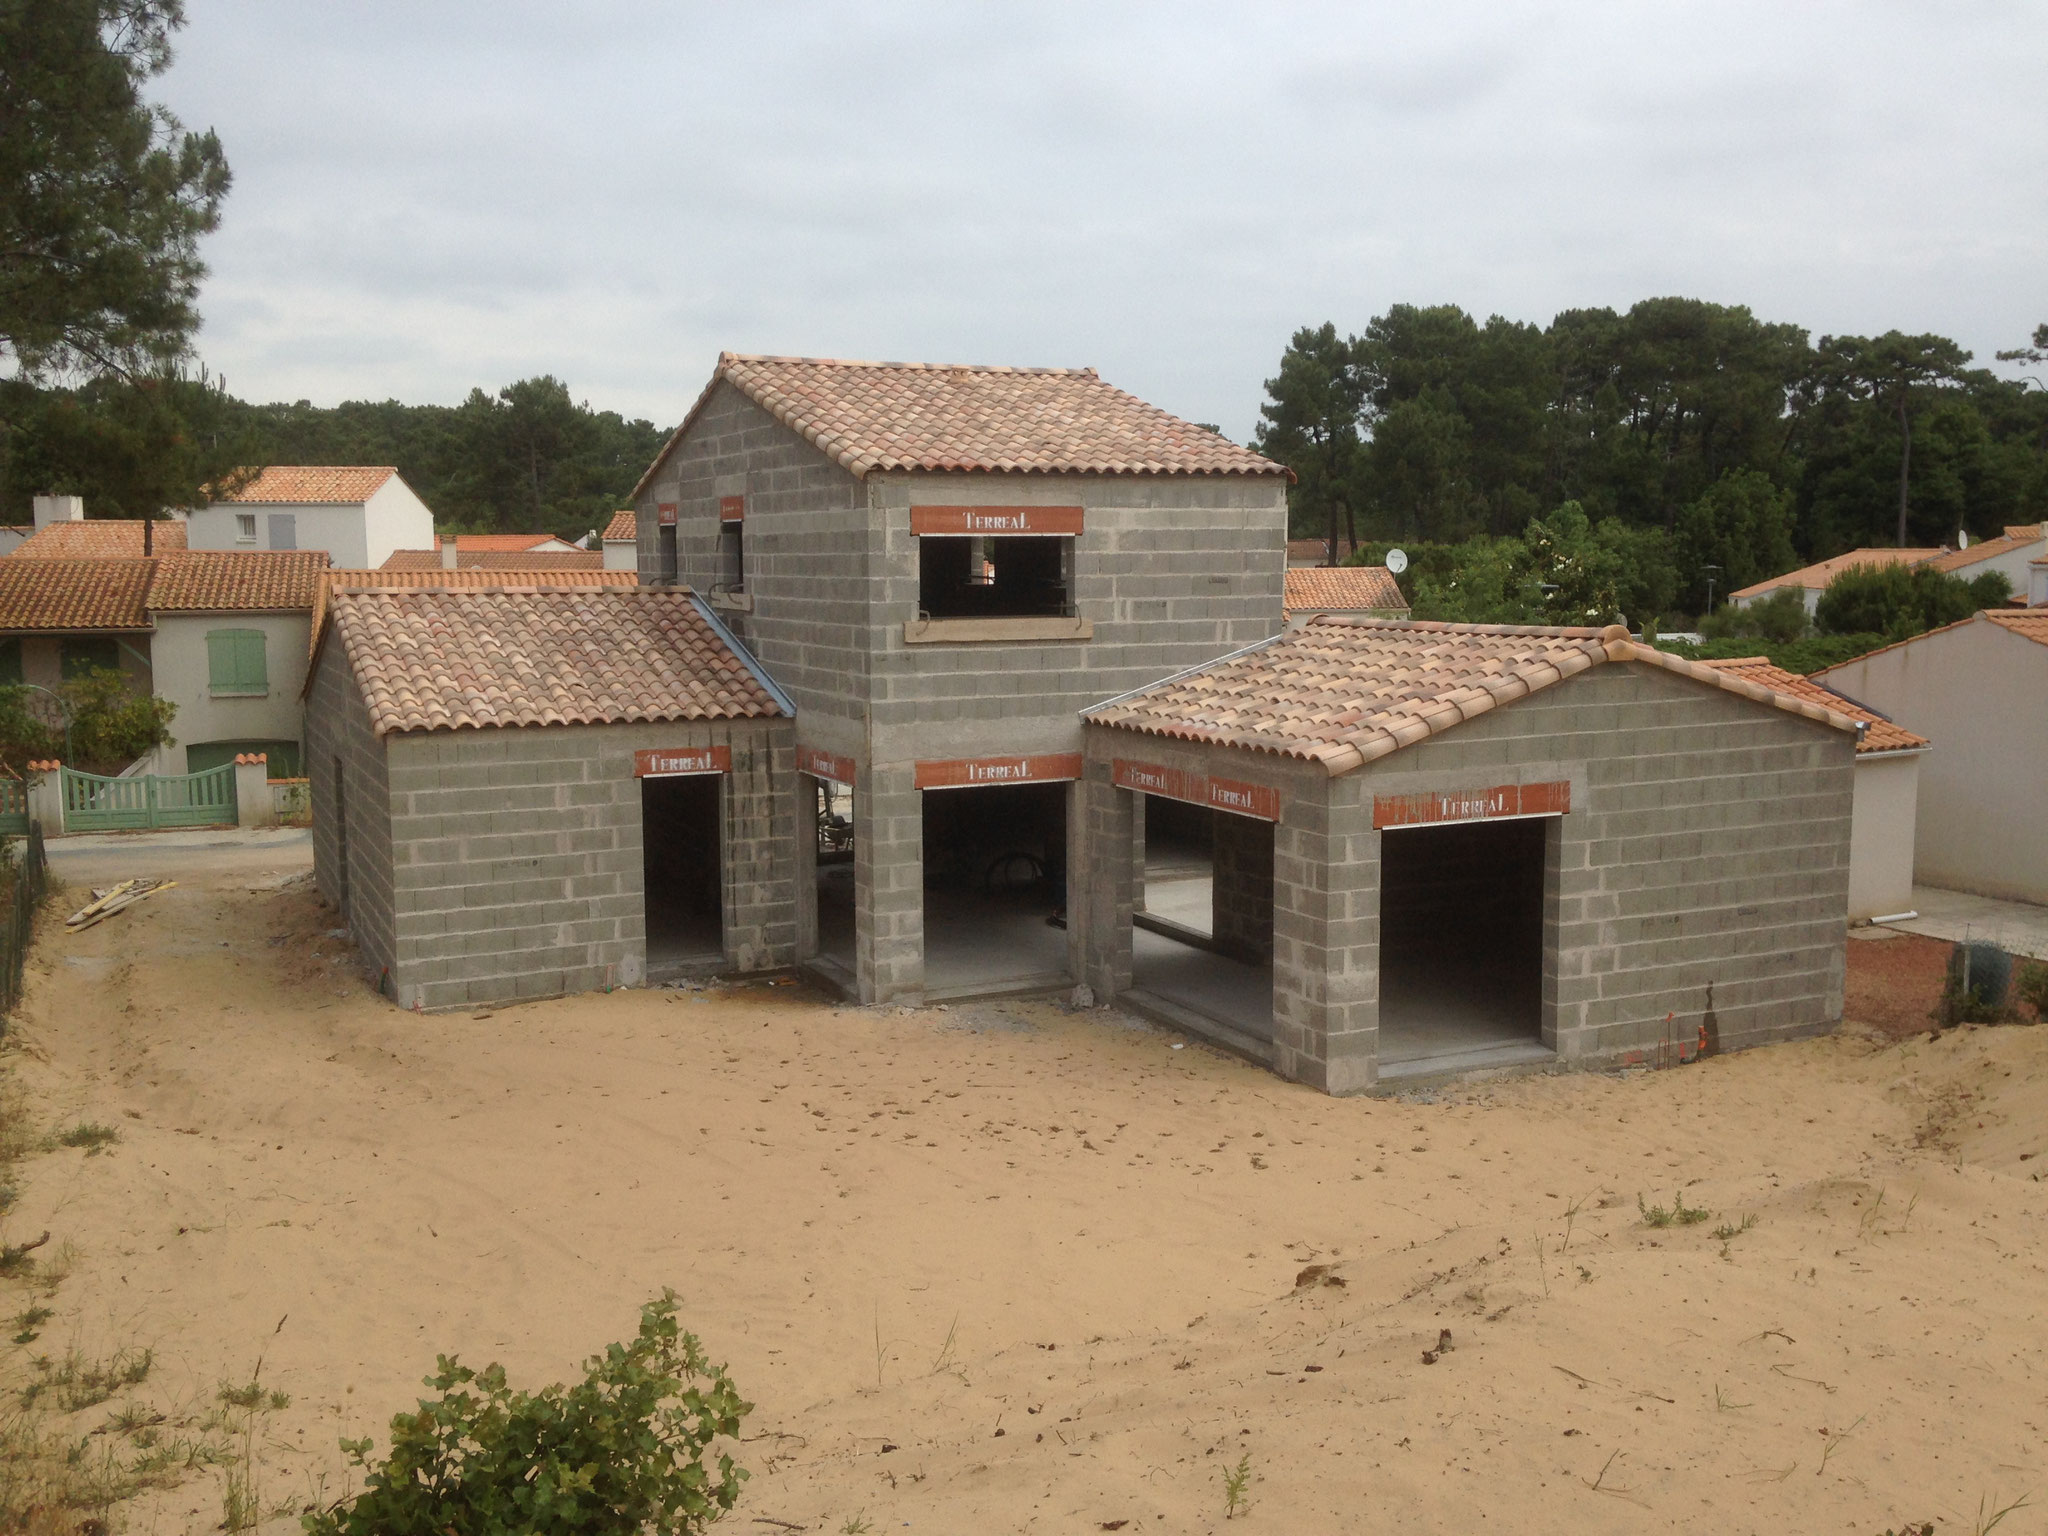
[1821,617,2048,905]
[1847,751,1921,920]
[188,477,434,569]
[603,538,638,572]
[1944,537,2047,596]
[144,612,313,774]
[1729,583,1823,616]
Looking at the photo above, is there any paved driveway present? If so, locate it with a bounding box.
[1886,884,2048,961]
[42,825,312,892]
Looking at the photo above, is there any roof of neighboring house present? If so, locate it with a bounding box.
[1084,617,1860,775]
[1697,657,1928,754]
[602,510,636,542]
[10,519,188,558]
[633,352,1290,497]
[310,566,638,651]
[1812,609,2048,680]
[1283,565,1408,614]
[0,559,156,630]
[214,466,398,504]
[432,533,577,552]
[319,588,789,736]
[1729,547,1942,600]
[145,551,330,613]
[378,548,604,571]
[1986,610,2048,647]
[1925,524,2046,574]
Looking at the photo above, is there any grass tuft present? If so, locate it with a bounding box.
[1638,1191,1712,1228]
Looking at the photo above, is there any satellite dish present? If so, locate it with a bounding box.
[1385,548,1409,575]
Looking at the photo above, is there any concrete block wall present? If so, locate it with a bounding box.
[635,382,872,743]
[1346,662,1855,1070]
[383,718,797,1011]
[304,640,398,990]
[1211,810,1274,963]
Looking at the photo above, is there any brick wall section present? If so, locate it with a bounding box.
[1210,810,1274,963]
[1084,661,1853,1093]
[383,718,797,1010]
[305,638,397,990]
[634,382,871,736]
[637,386,1290,1004]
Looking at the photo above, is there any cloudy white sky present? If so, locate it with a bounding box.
[163,1,2048,441]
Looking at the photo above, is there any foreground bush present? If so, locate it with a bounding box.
[305,1292,749,1536]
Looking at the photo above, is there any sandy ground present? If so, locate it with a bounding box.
[3,845,2047,1535]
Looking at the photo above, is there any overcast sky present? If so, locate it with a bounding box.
[163,1,2048,442]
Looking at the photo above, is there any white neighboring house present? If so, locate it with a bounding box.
[601,510,637,571]
[1728,547,1943,616]
[1699,657,1930,922]
[1815,612,2048,906]
[186,467,434,570]
[2031,557,2048,607]
[1923,523,2046,596]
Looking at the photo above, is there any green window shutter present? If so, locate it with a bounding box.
[208,630,267,695]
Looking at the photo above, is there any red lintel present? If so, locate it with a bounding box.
[797,745,856,785]
[914,752,1083,790]
[634,745,731,779]
[719,495,745,523]
[1372,779,1571,829]
[1113,757,1280,822]
[910,505,1085,537]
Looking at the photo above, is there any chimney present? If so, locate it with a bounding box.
[32,495,84,529]
[439,534,458,570]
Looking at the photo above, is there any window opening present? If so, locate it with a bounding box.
[235,513,256,543]
[719,520,744,593]
[207,629,268,696]
[657,523,678,585]
[1130,796,1274,1046]
[918,536,1072,619]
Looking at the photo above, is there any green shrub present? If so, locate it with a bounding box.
[2011,961,2048,1022]
[1938,941,2013,1026]
[305,1292,749,1536]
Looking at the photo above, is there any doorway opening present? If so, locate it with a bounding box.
[812,776,855,978]
[920,780,1070,996]
[642,773,724,972]
[1130,795,1274,1055]
[1378,815,1552,1078]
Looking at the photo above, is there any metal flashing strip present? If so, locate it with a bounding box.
[1080,630,1289,717]
[688,593,796,717]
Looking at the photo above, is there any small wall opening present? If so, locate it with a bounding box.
[920,780,1070,995]
[813,776,855,973]
[918,536,1074,618]
[1378,815,1551,1077]
[642,773,723,970]
[1130,796,1274,1052]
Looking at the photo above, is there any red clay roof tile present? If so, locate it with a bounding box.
[215,466,397,503]
[1283,566,1408,614]
[325,588,787,736]
[634,353,1289,497]
[1086,617,1860,774]
[1697,657,1928,753]
[0,559,156,630]
[11,520,187,558]
[145,551,329,612]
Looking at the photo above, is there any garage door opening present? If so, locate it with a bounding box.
[1130,796,1274,1057]
[921,780,1070,996]
[1378,815,1552,1079]
[642,773,724,972]
[813,776,855,977]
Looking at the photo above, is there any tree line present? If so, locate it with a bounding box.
[1254,302,2048,619]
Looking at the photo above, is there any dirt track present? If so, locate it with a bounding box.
[3,851,2046,1533]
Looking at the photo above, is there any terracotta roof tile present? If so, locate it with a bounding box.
[1926,525,2046,573]
[0,559,155,630]
[1697,657,1928,753]
[146,551,330,612]
[379,548,604,571]
[1085,617,1860,774]
[311,567,638,654]
[11,519,187,558]
[1729,547,1941,599]
[1986,610,2048,647]
[634,352,1289,496]
[602,510,636,542]
[1283,565,1408,613]
[216,466,396,503]
[325,588,788,736]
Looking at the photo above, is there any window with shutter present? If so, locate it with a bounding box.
[207,629,268,696]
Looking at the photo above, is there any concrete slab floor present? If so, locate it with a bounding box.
[923,884,1071,996]
[1885,885,2048,962]
[1131,925,1271,1040]
[1141,873,1212,934]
